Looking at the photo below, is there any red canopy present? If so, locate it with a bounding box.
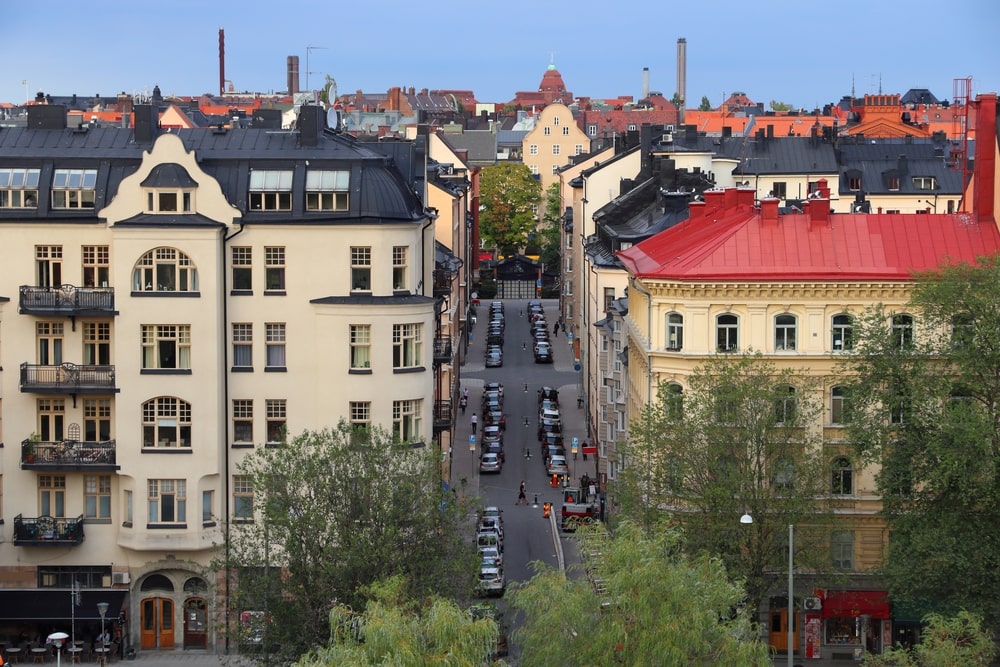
[822,590,890,619]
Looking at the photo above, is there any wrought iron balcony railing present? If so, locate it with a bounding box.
[20,362,117,394]
[22,438,118,470]
[19,284,115,315]
[433,400,453,433]
[13,514,86,546]
[433,336,453,364]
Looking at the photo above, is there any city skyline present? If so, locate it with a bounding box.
[3,0,998,110]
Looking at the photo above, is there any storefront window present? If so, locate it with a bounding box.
[825,617,860,644]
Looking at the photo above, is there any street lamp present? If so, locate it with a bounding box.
[741,514,793,667]
[97,602,109,665]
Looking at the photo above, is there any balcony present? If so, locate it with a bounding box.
[13,514,86,547]
[20,362,118,394]
[22,438,118,471]
[433,336,453,364]
[19,284,116,316]
[432,269,456,297]
[433,400,453,433]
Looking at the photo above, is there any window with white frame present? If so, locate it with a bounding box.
[265,246,285,291]
[603,287,615,312]
[142,397,192,448]
[392,246,408,291]
[141,325,191,370]
[775,314,797,351]
[587,124,597,136]
[773,385,797,423]
[350,324,371,370]
[124,490,133,525]
[233,475,253,520]
[832,314,853,351]
[351,247,371,291]
[83,399,111,442]
[232,323,252,369]
[574,144,583,155]
[627,124,637,132]
[393,323,422,369]
[249,169,292,211]
[551,165,560,175]
[0,167,40,208]
[543,127,551,136]
[133,247,198,292]
[266,399,286,445]
[564,256,572,273]
[529,164,539,175]
[232,247,252,291]
[831,456,853,495]
[552,144,561,155]
[830,386,851,425]
[529,144,538,155]
[36,245,62,288]
[350,401,371,428]
[892,314,914,349]
[39,474,66,517]
[84,474,111,519]
[911,176,936,190]
[202,490,213,524]
[830,530,854,570]
[233,399,253,444]
[717,314,739,352]
[265,323,286,369]
[51,168,97,209]
[148,479,186,524]
[666,313,683,350]
[772,458,795,491]
[714,386,739,424]
[37,321,64,365]
[553,116,560,126]
[393,399,422,442]
[82,245,109,287]
[306,169,349,211]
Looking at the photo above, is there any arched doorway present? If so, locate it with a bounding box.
[182,577,209,649]
[139,574,174,650]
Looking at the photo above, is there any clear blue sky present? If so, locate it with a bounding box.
[2,0,998,110]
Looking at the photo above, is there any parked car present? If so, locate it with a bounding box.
[534,342,553,363]
[538,398,559,415]
[483,382,505,398]
[485,350,503,368]
[547,454,569,476]
[477,530,503,555]
[541,444,567,464]
[481,390,503,408]
[480,506,504,526]
[477,566,506,597]
[477,516,505,541]
[483,410,507,431]
[479,545,503,568]
[538,387,559,405]
[480,452,502,473]
[482,395,503,413]
[540,432,566,449]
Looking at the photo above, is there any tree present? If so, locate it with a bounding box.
[615,353,832,621]
[841,255,1000,629]
[769,100,791,112]
[295,576,502,667]
[699,95,713,111]
[508,521,771,666]
[478,163,542,255]
[671,92,683,107]
[534,182,563,269]
[861,611,996,667]
[219,422,476,663]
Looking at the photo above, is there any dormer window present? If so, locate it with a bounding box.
[0,168,40,208]
[141,163,197,214]
[249,169,293,211]
[911,176,936,190]
[887,175,901,191]
[52,168,97,209]
[306,170,350,212]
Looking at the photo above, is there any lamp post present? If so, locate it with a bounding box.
[741,514,793,667]
[97,602,109,666]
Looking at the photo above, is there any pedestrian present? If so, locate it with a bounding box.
[459,395,467,414]
[582,441,588,461]
[470,413,477,434]
[518,481,527,505]
[553,321,559,336]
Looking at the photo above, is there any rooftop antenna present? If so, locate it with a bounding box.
[305,45,328,94]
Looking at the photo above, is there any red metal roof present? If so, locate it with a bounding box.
[617,202,1000,283]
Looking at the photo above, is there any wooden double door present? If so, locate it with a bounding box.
[141,597,208,650]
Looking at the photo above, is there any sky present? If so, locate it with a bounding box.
[2,0,999,111]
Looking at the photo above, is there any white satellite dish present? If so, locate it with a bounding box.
[326,108,339,131]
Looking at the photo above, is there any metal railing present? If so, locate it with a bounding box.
[20,362,116,392]
[13,514,86,546]
[22,438,117,468]
[19,284,115,314]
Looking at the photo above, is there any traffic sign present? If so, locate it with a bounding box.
[469,434,476,450]
[571,437,579,454]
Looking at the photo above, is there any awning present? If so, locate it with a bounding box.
[822,590,890,619]
[0,589,127,621]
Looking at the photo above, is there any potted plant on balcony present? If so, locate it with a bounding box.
[25,432,40,463]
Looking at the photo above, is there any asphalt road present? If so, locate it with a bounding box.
[454,298,591,663]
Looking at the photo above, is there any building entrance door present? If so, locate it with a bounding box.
[140,597,174,649]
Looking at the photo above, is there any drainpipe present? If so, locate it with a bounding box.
[628,275,654,405]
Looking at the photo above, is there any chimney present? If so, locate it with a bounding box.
[219,28,225,98]
[972,93,997,221]
[287,56,300,95]
[816,178,830,199]
[724,187,739,210]
[687,200,706,224]
[704,189,725,215]
[297,105,322,146]
[133,104,159,143]
[808,197,830,228]
[27,105,67,130]
[676,38,686,125]
[767,124,774,138]
[761,197,779,225]
[736,186,754,208]
[640,123,653,175]
[642,67,650,100]
[897,154,908,175]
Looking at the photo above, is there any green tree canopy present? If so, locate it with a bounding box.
[699,95,713,111]
[616,352,832,620]
[295,577,502,667]
[479,163,542,255]
[769,100,791,111]
[861,611,996,667]
[533,182,563,269]
[218,422,475,663]
[508,521,771,666]
[842,255,1000,629]
[671,92,683,107]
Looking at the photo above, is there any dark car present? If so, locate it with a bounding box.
[481,390,504,409]
[538,421,563,441]
[534,341,553,363]
[484,382,505,398]
[538,387,559,405]
[486,333,504,347]
[540,432,565,449]
[483,410,507,431]
[541,444,567,465]
[482,395,503,413]
[483,441,505,462]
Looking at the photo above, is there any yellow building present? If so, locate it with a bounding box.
[522,103,592,191]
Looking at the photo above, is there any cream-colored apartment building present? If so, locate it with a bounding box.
[522,103,592,191]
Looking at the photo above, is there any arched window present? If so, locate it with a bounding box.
[891,314,914,350]
[831,457,853,495]
[773,384,797,423]
[716,314,739,352]
[663,382,684,422]
[143,397,192,448]
[832,314,854,351]
[140,573,175,591]
[774,314,797,351]
[666,313,683,351]
[132,247,199,293]
[830,386,851,425]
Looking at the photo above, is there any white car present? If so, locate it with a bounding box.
[547,454,569,476]
[479,545,503,568]
[477,517,504,541]
[477,566,506,597]
[480,452,502,473]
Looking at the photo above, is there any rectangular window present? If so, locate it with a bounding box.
[529,145,538,156]
[141,325,191,370]
[603,287,615,313]
[232,247,252,291]
[0,167,40,208]
[587,124,598,136]
[911,176,936,190]
[82,245,110,287]
[83,322,111,365]
[350,401,371,427]
[158,192,178,212]
[36,245,63,288]
[543,127,551,136]
[233,400,253,444]
[392,246,408,291]
[351,247,371,291]
[848,176,862,191]
[305,169,350,211]
[233,475,254,520]
[39,475,66,518]
[232,323,253,369]
[38,398,66,442]
[84,474,112,520]
[265,323,286,369]
[552,144,561,156]
[350,324,371,370]
[124,489,133,526]
[393,399,422,442]
[887,176,900,191]
[772,182,787,199]
[148,479,186,524]
[562,126,569,135]
[265,246,285,291]
[266,399,286,445]
[51,169,97,209]
[202,490,214,524]
[248,169,293,211]
[775,315,797,351]
[574,144,583,155]
[37,321,64,365]
[83,399,112,442]
[830,530,854,570]
[393,323,422,369]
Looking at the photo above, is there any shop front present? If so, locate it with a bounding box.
[821,590,890,660]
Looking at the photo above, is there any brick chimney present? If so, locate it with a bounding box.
[972,93,997,222]
[761,197,779,225]
[687,200,706,224]
[736,186,755,208]
[704,189,725,216]
[723,187,739,210]
[808,197,830,228]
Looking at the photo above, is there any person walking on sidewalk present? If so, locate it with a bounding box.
[470,413,478,434]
